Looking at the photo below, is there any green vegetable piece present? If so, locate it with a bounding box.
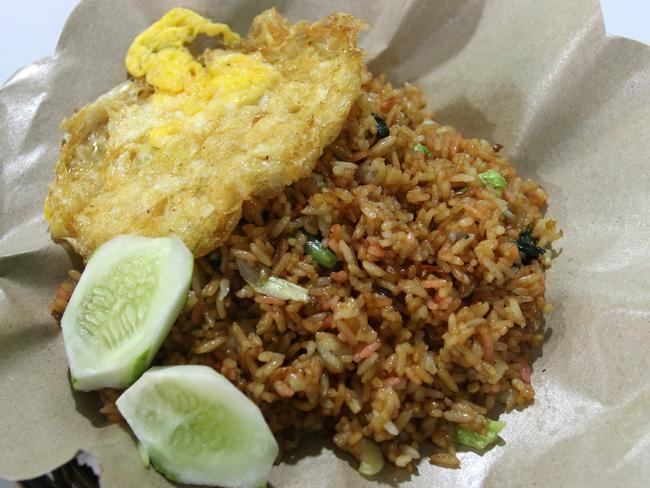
[237,259,309,302]
[479,169,507,195]
[304,234,338,268]
[515,226,546,265]
[454,418,506,450]
[413,142,432,156]
[116,365,278,488]
[358,439,384,476]
[61,235,193,391]
[373,114,390,138]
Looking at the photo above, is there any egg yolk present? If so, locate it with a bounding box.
[44,197,52,222]
[125,7,240,93]
[125,7,276,149]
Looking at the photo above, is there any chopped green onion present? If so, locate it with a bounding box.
[304,234,338,268]
[373,114,390,138]
[413,142,432,156]
[454,418,505,450]
[479,170,507,196]
[236,259,309,302]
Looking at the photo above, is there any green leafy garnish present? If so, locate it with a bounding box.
[515,226,546,265]
[413,142,432,156]
[303,234,338,268]
[479,170,507,196]
[454,418,505,450]
[373,114,390,139]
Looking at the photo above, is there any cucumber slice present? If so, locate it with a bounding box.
[116,365,278,488]
[61,235,192,391]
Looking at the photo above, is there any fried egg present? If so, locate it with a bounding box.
[46,8,365,258]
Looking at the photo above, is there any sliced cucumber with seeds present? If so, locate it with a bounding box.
[61,235,192,391]
[116,365,278,488]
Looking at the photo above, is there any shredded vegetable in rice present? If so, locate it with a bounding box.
[52,67,561,475]
[237,258,309,303]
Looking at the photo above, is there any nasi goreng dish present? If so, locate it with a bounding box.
[46,7,561,488]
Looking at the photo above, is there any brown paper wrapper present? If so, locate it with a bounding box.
[1,0,649,486]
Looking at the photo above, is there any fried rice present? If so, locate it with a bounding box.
[52,68,561,474]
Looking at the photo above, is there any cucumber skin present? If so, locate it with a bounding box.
[62,235,193,391]
[149,454,178,483]
[128,348,151,385]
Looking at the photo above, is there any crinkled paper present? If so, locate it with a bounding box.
[1,1,649,486]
